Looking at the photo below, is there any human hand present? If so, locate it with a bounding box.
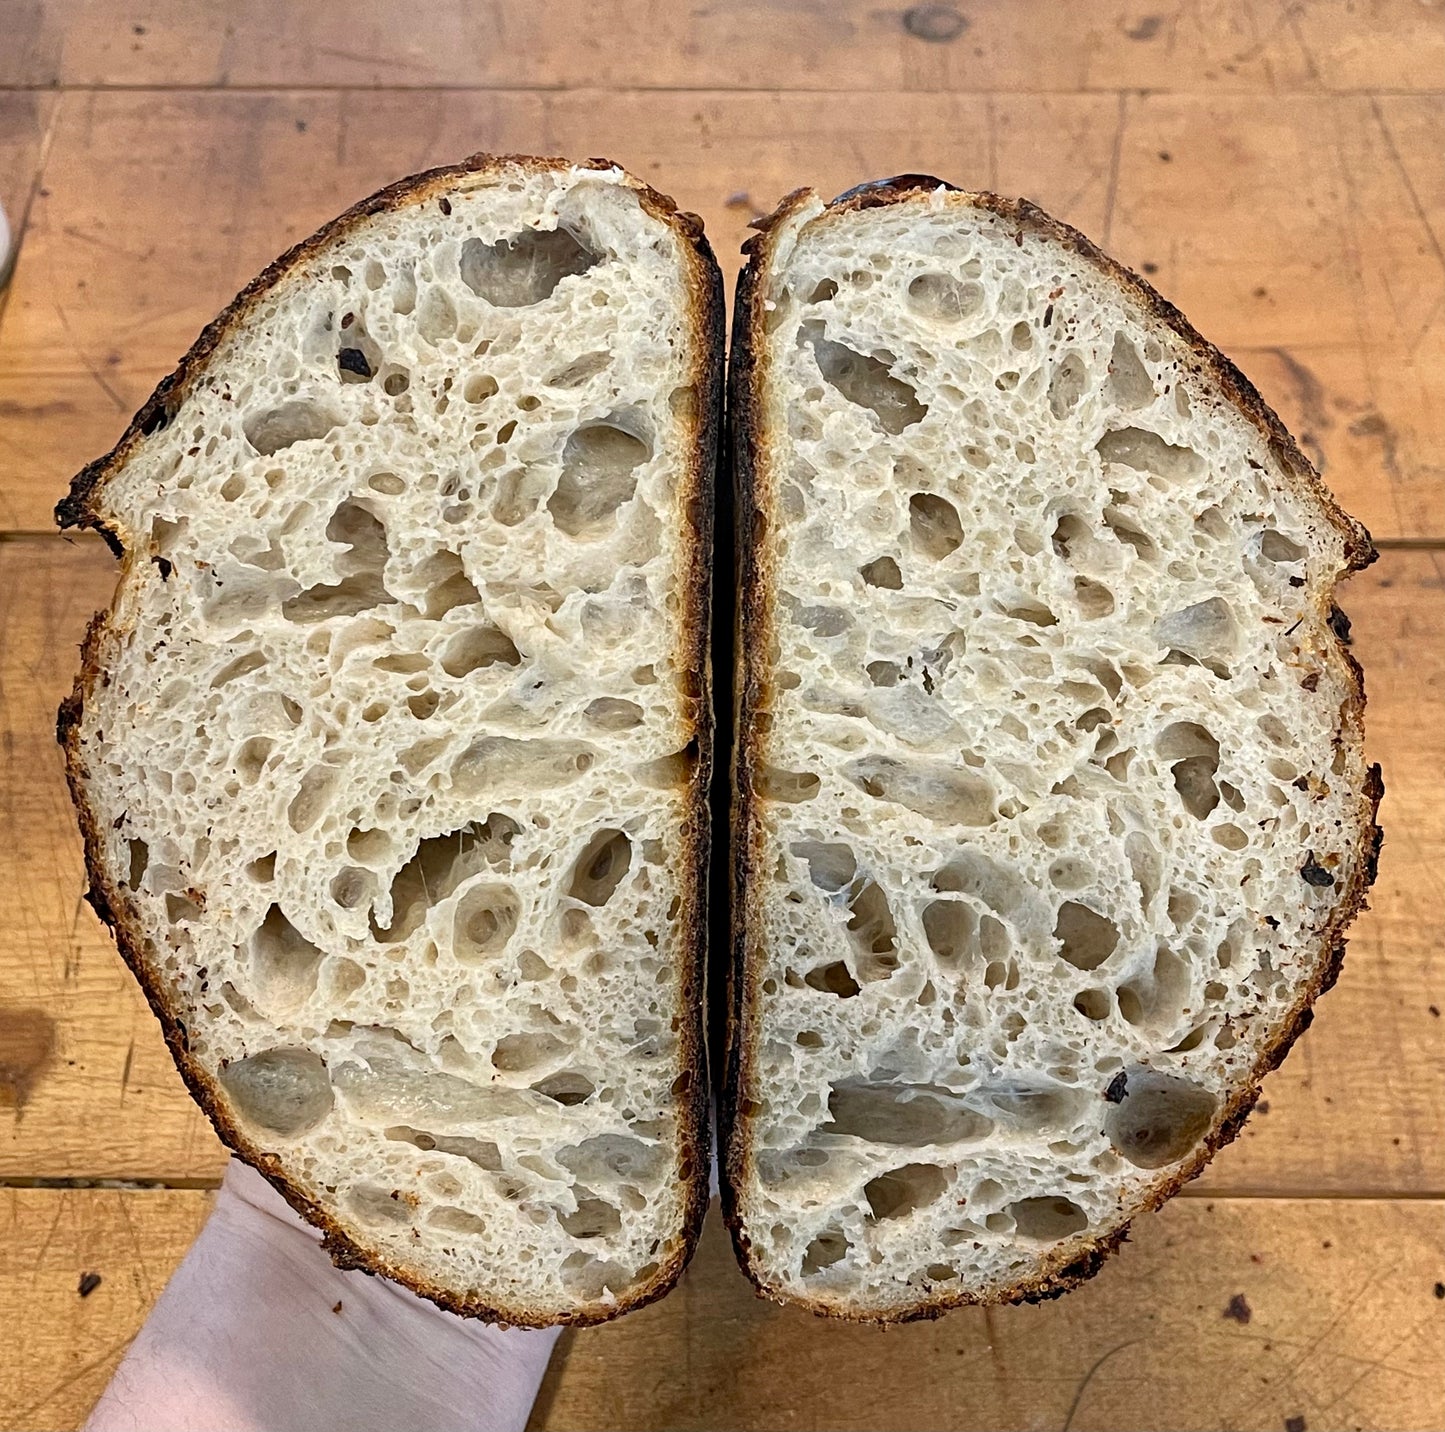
[84,1159,561,1432]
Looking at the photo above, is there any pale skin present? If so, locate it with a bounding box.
[84,1160,560,1432]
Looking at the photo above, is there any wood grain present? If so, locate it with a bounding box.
[3,1187,1441,1432]
[4,0,1443,93]
[0,1187,211,1432]
[1107,93,1445,541]
[3,535,1442,1192]
[3,88,1442,536]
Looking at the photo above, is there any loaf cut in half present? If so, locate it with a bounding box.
[724,178,1380,1320]
[58,156,721,1326]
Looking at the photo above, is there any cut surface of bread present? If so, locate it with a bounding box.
[58,155,721,1326]
[724,178,1380,1320]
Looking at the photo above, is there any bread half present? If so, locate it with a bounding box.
[723,178,1381,1320]
[57,155,721,1326]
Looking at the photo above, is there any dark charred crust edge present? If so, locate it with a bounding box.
[721,181,1384,1323]
[56,154,723,1328]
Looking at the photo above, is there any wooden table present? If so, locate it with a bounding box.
[2,4,1443,1428]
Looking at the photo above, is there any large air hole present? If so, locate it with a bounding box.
[558,1134,662,1187]
[1074,577,1115,619]
[1105,1068,1218,1168]
[792,841,857,891]
[282,499,394,623]
[1053,901,1119,970]
[847,880,898,980]
[846,755,993,826]
[909,493,964,559]
[492,1031,568,1072]
[345,1184,412,1226]
[906,272,983,322]
[219,1048,333,1137]
[1158,721,1221,819]
[532,1071,595,1105]
[429,1207,488,1236]
[287,765,340,833]
[824,1081,992,1145]
[1116,946,1192,1032]
[1260,529,1308,563]
[549,420,650,537]
[249,905,324,1012]
[243,397,340,456]
[441,625,521,677]
[1105,334,1155,410]
[757,765,820,803]
[126,838,150,889]
[547,351,610,388]
[1125,832,1163,911]
[583,697,643,731]
[1097,426,1204,481]
[567,829,632,907]
[1049,351,1087,416]
[801,1229,851,1276]
[922,899,978,967]
[802,322,927,433]
[860,556,903,589]
[452,883,520,963]
[372,827,487,943]
[458,228,600,307]
[864,1163,949,1220]
[560,1196,622,1239]
[982,1083,1087,1133]
[804,961,860,997]
[416,551,480,619]
[385,1126,502,1170]
[451,737,594,797]
[1152,597,1239,668]
[1008,1195,1088,1240]
[1103,506,1158,561]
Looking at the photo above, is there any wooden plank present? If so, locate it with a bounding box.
[0,87,1118,531]
[2,537,1441,1190]
[1107,93,1445,542]
[3,1188,1441,1432]
[532,1198,1445,1432]
[0,536,225,1181]
[5,0,1443,93]
[4,90,1442,537]
[0,1187,211,1432]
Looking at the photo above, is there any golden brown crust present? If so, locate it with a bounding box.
[56,154,723,1328]
[721,178,1383,1322]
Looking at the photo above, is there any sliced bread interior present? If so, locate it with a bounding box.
[724,179,1380,1319]
[58,156,721,1326]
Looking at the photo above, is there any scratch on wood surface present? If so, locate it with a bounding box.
[1061,1338,1142,1431]
[118,1038,134,1105]
[47,301,128,415]
[30,1194,65,1277]
[1101,92,1126,250]
[1279,0,1322,85]
[115,1194,153,1302]
[12,1334,137,1426]
[1368,96,1445,286]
